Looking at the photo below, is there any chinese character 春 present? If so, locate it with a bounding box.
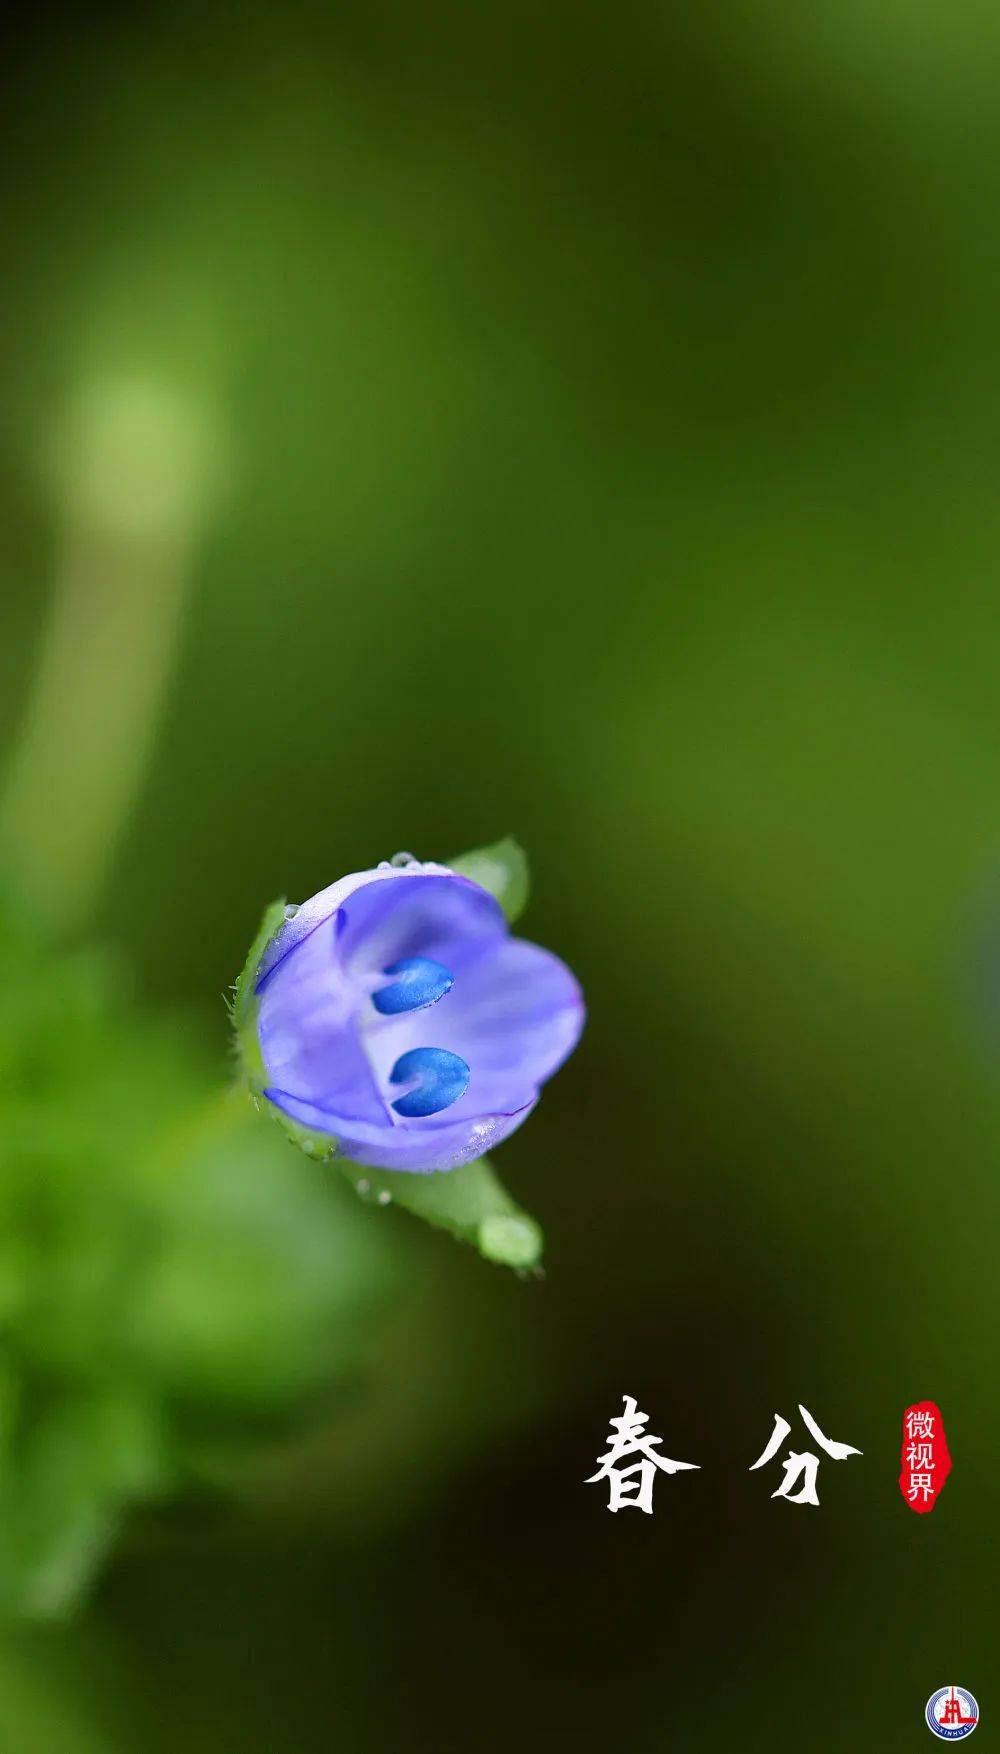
[749,1403,861,1507]
[586,1395,699,1514]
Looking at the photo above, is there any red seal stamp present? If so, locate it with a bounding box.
[899,1401,951,1513]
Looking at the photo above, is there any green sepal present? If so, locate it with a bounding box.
[258,1097,340,1164]
[343,1156,543,1271]
[449,835,529,922]
[230,898,287,1092]
[231,899,346,1160]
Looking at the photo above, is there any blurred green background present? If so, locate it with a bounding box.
[0,1,996,1746]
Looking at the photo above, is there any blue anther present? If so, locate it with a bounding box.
[389,1047,470,1117]
[373,956,454,1016]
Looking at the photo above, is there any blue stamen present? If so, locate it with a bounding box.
[389,1047,470,1117]
[373,956,454,1016]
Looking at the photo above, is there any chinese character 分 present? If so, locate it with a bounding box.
[586,1395,699,1514]
[749,1403,861,1506]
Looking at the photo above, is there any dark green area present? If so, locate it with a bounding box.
[0,2,996,1746]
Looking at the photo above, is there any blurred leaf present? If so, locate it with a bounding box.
[449,836,530,923]
[0,1391,167,1619]
[134,1090,394,1416]
[0,894,395,1619]
[342,1156,543,1272]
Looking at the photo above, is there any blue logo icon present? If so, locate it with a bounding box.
[926,1687,979,1739]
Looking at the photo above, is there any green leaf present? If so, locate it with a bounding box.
[0,894,397,1619]
[449,836,529,922]
[342,1156,543,1272]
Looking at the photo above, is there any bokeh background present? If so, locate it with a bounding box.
[0,2,996,1747]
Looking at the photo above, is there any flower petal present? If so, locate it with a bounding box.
[364,935,585,1095]
[337,874,506,983]
[256,912,386,1124]
[255,865,582,1175]
[256,871,511,1123]
[255,862,456,993]
[263,1086,536,1173]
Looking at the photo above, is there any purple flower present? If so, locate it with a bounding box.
[250,860,584,1173]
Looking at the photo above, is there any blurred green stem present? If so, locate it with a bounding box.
[0,378,224,933]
